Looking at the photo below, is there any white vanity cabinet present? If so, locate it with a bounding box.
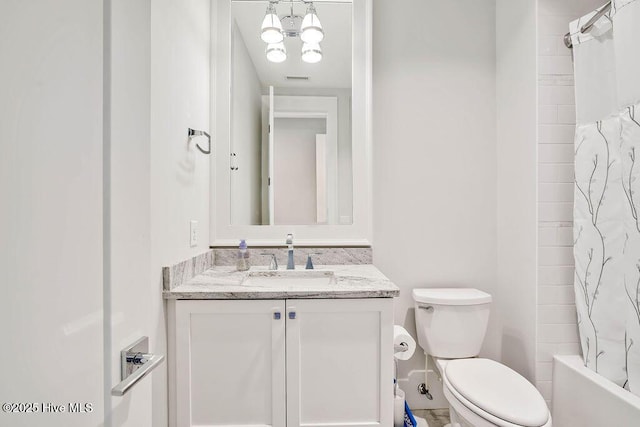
[169,298,393,427]
[171,299,287,427]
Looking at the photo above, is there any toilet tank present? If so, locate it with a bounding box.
[413,288,492,359]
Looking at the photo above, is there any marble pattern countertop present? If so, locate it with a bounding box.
[163,264,400,300]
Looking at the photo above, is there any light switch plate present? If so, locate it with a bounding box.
[190,220,198,247]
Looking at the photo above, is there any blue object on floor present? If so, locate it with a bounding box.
[404,401,417,427]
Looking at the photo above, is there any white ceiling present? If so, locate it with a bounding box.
[231,0,352,89]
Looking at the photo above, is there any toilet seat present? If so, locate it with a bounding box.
[443,358,550,427]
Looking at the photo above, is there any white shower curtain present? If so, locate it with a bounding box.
[572,0,640,396]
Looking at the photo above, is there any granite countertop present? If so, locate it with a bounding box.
[163,264,400,300]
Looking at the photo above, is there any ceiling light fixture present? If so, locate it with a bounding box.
[260,1,324,64]
[266,42,287,63]
[301,42,322,63]
[300,3,324,44]
[261,2,284,44]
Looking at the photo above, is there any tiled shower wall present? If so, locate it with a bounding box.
[536,0,605,405]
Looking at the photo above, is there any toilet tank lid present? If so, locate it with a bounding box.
[412,288,492,305]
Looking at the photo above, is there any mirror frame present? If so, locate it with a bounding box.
[211,0,372,246]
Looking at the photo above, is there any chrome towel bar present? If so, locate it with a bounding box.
[111,336,164,397]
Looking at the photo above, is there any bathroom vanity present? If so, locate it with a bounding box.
[170,0,389,423]
[164,264,399,427]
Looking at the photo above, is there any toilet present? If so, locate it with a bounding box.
[412,288,551,427]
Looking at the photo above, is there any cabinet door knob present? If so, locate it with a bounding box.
[288,311,296,320]
[273,312,281,320]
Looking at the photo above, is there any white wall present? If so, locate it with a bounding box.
[536,0,605,407]
[231,22,263,225]
[495,0,537,382]
[0,1,205,425]
[274,87,353,223]
[274,118,326,224]
[372,0,498,407]
[0,1,104,426]
[150,0,211,425]
[108,0,154,425]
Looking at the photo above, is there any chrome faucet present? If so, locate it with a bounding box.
[261,253,278,270]
[286,234,294,270]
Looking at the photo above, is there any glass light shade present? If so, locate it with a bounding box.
[261,5,284,44]
[301,42,322,64]
[266,42,287,63]
[300,5,324,43]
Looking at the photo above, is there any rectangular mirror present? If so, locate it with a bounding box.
[212,0,371,245]
[230,0,352,226]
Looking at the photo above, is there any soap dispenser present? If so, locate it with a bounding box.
[236,239,250,271]
[286,234,294,270]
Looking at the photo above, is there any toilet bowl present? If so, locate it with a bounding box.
[413,289,551,427]
[437,358,551,427]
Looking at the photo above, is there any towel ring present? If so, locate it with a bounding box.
[188,128,211,155]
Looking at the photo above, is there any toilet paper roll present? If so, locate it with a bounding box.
[393,325,416,361]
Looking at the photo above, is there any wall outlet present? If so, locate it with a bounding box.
[190,220,198,247]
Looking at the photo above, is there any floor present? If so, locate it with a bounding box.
[413,409,450,427]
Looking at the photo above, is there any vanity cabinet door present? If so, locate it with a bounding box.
[173,300,286,427]
[285,298,394,427]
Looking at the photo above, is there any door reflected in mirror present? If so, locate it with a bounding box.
[230,0,353,226]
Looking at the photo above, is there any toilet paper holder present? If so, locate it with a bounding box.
[394,342,409,353]
[111,336,164,397]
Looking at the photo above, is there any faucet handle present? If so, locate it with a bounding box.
[305,252,324,270]
[260,253,278,270]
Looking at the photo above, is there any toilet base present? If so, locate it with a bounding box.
[414,416,429,427]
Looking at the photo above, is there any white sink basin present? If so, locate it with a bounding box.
[243,270,335,287]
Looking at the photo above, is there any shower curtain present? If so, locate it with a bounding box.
[572,0,640,396]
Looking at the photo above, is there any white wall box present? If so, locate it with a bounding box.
[169,298,393,427]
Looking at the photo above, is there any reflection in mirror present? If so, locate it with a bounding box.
[230,0,353,226]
